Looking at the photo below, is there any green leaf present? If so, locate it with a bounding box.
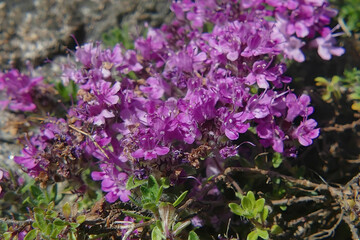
[38,200,49,209]
[235,191,244,199]
[242,196,253,212]
[143,202,158,213]
[188,230,200,240]
[127,71,138,80]
[156,185,164,203]
[260,207,269,223]
[76,215,86,224]
[30,185,43,199]
[151,226,164,240]
[55,80,78,103]
[126,175,147,190]
[22,196,33,206]
[247,230,258,240]
[314,77,329,86]
[63,202,71,219]
[160,177,170,189]
[0,222,8,232]
[70,222,80,229]
[279,205,287,211]
[46,210,57,219]
[229,203,245,216]
[173,220,191,236]
[270,224,283,235]
[246,191,256,204]
[203,22,214,33]
[34,207,45,215]
[50,184,58,202]
[68,232,77,240]
[128,195,142,207]
[148,175,160,196]
[47,201,55,211]
[51,227,63,238]
[32,222,39,229]
[257,228,269,239]
[35,213,47,231]
[159,202,176,232]
[45,223,54,236]
[141,175,160,203]
[4,232,12,240]
[272,152,283,168]
[173,191,188,207]
[331,75,340,84]
[254,198,265,214]
[53,218,67,227]
[24,229,38,240]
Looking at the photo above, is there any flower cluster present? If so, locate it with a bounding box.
[171,0,343,62]
[0,69,44,112]
[1,0,342,205]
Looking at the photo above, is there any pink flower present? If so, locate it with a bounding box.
[91,165,131,203]
[293,119,320,146]
[313,28,345,60]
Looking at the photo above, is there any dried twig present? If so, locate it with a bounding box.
[322,118,360,132]
[0,218,33,225]
[345,172,360,189]
[271,195,326,206]
[343,215,360,240]
[287,208,332,228]
[306,210,344,240]
[116,219,154,240]
[68,124,109,160]
[224,167,328,191]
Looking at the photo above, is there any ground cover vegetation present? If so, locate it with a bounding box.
[0,0,360,239]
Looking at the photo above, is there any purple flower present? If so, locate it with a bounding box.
[293,119,320,146]
[95,80,120,106]
[313,28,345,60]
[191,215,204,227]
[131,130,169,160]
[91,165,131,203]
[13,138,48,178]
[173,112,201,144]
[285,93,314,122]
[219,146,238,158]
[283,37,305,62]
[0,69,43,111]
[88,105,115,126]
[219,109,251,140]
[140,77,167,99]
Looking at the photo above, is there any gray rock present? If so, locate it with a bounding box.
[0,0,172,70]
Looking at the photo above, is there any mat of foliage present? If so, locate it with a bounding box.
[0,1,360,240]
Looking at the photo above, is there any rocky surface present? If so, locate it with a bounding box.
[1,0,171,70]
[0,0,172,170]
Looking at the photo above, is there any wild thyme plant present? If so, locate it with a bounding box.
[0,0,345,239]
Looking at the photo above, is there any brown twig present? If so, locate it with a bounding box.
[68,124,110,160]
[345,172,360,189]
[343,215,360,240]
[271,195,326,206]
[224,167,329,191]
[287,208,332,228]
[306,210,344,240]
[322,118,360,132]
[116,219,154,240]
[0,218,33,225]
